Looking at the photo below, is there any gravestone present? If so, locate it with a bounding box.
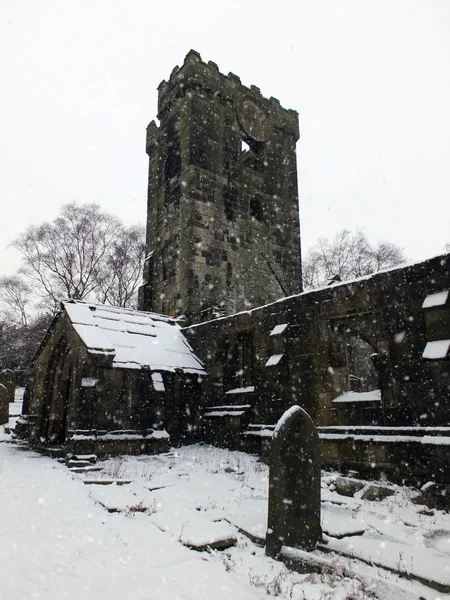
[266,405,322,557]
[0,369,15,404]
[0,383,9,425]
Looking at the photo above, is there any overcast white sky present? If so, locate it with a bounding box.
[1,0,449,275]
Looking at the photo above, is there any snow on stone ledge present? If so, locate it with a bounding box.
[423,339,450,359]
[203,404,250,418]
[242,428,274,438]
[422,290,449,308]
[270,323,288,336]
[265,354,284,367]
[70,429,169,441]
[81,377,97,387]
[151,429,170,439]
[204,405,250,410]
[224,386,255,394]
[332,390,381,404]
[203,410,246,418]
[151,372,165,392]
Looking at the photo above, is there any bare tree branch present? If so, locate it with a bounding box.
[302,229,407,290]
[0,275,32,327]
[11,202,144,308]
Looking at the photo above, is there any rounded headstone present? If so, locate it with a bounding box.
[0,383,9,425]
[0,369,15,404]
[266,405,322,557]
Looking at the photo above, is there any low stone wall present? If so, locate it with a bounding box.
[242,425,450,485]
[64,430,171,456]
[320,429,450,485]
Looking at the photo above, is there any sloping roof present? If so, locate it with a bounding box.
[63,300,206,374]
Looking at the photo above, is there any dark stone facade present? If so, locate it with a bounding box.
[185,254,450,482]
[139,50,302,322]
[187,255,450,427]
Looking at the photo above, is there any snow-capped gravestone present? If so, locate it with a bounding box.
[0,384,9,425]
[265,405,322,557]
[0,369,15,404]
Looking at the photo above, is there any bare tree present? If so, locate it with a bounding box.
[0,276,53,373]
[0,275,32,327]
[302,229,406,290]
[0,313,52,374]
[11,202,144,307]
[96,224,146,307]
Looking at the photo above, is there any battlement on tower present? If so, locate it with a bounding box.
[155,49,299,141]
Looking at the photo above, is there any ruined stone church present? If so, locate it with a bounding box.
[20,50,450,484]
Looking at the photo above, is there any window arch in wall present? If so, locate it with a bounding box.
[346,335,378,393]
[328,317,384,425]
[250,194,264,222]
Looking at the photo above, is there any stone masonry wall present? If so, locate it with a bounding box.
[185,253,450,430]
[139,50,302,322]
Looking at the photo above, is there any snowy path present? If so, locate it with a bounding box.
[0,443,267,600]
[2,424,450,599]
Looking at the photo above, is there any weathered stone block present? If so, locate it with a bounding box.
[360,483,395,502]
[333,476,365,497]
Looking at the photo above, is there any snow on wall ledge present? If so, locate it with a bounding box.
[69,429,170,441]
[423,339,450,360]
[63,300,206,374]
[422,290,449,308]
[332,390,382,403]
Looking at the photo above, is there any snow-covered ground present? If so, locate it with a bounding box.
[1,396,450,599]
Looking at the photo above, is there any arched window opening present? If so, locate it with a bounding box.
[346,335,378,392]
[250,195,264,222]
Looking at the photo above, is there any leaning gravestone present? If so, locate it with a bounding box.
[0,369,15,404]
[0,383,9,425]
[266,405,322,557]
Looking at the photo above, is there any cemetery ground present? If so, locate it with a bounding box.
[1,392,450,599]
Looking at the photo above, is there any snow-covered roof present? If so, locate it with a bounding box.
[63,300,206,374]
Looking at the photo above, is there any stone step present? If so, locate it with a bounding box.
[68,465,103,473]
[67,459,94,468]
[83,479,131,485]
[67,453,97,462]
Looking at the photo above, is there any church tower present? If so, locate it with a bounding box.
[139,50,302,322]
